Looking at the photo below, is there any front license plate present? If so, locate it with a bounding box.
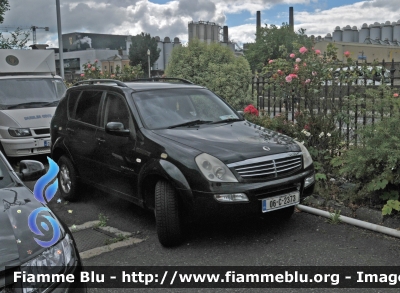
[44,140,51,147]
[262,191,300,213]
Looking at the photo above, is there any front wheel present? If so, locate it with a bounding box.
[155,180,184,247]
[58,155,79,201]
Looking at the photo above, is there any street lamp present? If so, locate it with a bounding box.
[147,49,151,78]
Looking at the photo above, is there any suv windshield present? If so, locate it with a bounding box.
[0,78,66,110]
[133,88,240,130]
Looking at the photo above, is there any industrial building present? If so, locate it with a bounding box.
[314,20,400,63]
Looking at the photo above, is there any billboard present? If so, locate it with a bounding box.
[62,33,129,52]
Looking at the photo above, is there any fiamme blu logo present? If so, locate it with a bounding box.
[28,158,61,248]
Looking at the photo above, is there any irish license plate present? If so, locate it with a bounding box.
[44,140,51,147]
[262,191,300,213]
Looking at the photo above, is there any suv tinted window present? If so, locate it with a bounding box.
[67,91,81,119]
[74,90,103,126]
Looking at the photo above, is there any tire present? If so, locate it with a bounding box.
[57,155,79,201]
[273,205,295,220]
[155,180,184,247]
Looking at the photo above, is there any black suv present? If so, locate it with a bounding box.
[50,78,315,246]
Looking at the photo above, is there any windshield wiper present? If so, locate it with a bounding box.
[167,120,213,129]
[211,118,242,124]
[6,101,50,109]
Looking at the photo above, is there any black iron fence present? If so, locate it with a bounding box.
[251,59,400,144]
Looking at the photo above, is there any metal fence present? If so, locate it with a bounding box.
[251,59,400,144]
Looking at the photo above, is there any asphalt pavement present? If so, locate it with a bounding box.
[19,155,400,292]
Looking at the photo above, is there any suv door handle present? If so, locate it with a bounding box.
[97,137,105,143]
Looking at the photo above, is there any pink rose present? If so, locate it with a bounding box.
[303,63,307,67]
[295,58,301,63]
[244,104,259,116]
[312,71,317,76]
[80,73,85,77]
[285,75,293,82]
[269,59,274,64]
[299,46,308,54]
[94,59,98,63]
[344,51,350,57]
[100,71,103,75]
[289,73,298,79]
[305,79,311,84]
[394,93,399,98]
[87,64,91,68]
[290,53,295,58]
[294,65,299,72]
[315,49,321,55]
[277,69,284,76]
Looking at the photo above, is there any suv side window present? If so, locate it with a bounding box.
[104,93,130,129]
[67,90,81,119]
[74,90,103,126]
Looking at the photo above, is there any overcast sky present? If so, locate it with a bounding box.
[1,0,400,48]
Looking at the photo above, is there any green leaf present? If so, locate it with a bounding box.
[386,200,400,211]
[382,205,392,216]
[315,173,327,181]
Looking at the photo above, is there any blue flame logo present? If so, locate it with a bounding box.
[28,157,61,247]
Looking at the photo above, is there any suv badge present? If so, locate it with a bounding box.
[263,146,270,151]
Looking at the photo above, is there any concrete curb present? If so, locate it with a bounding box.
[303,195,400,230]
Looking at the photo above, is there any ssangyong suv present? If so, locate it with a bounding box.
[50,78,315,247]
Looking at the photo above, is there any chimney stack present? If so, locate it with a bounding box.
[289,7,294,32]
[223,26,228,43]
[256,11,261,32]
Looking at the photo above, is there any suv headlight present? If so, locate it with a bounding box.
[8,128,32,137]
[20,234,76,292]
[295,141,313,168]
[195,153,238,182]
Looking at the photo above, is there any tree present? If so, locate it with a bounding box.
[165,39,253,109]
[0,27,30,49]
[0,0,9,23]
[128,33,161,74]
[245,23,312,72]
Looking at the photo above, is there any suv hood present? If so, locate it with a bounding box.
[0,187,63,269]
[153,121,300,164]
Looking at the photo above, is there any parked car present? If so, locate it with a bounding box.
[0,152,84,292]
[50,78,315,247]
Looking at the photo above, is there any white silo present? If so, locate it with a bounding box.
[154,36,164,70]
[382,21,393,41]
[352,26,359,43]
[332,26,343,42]
[205,23,212,44]
[212,24,220,42]
[342,25,353,42]
[394,20,400,41]
[370,22,381,40]
[324,33,333,41]
[198,22,206,41]
[188,22,195,41]
[359,23,369,43]
[163,37,173,67]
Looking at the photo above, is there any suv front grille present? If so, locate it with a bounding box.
[227,152,302,180]
[33,128,50,135]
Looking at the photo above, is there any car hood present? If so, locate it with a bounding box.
[152,121,300,164]
[0,186,64,270]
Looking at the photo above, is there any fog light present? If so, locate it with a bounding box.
[214,193,249,202]
[304,174,315,188]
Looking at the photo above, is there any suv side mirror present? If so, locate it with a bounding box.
[106,122,130,137]
[18,160,46,181]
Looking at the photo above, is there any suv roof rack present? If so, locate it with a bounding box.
[129,77,193,84]
[73,79,128,87]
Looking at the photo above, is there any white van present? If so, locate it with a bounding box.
[0,49,66,157]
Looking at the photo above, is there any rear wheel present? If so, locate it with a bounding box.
[155,180,184,247]
[58,155,79,201]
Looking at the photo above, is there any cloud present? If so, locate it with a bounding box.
[2,0,400,47]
